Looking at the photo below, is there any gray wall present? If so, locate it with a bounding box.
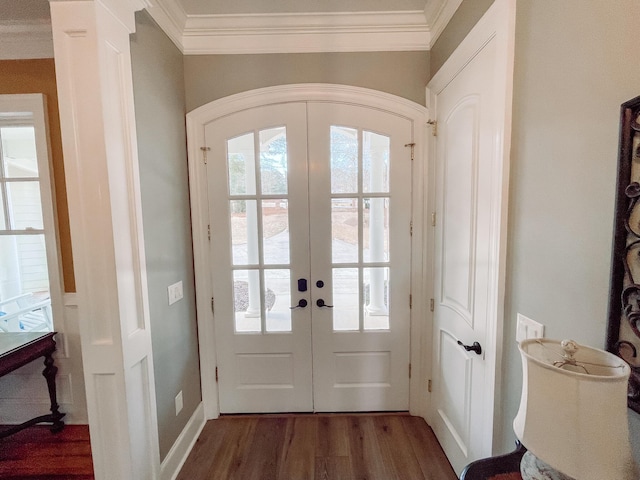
[130,10,202,461]
[429,0,493,78]
[503,0,640,455]
[184,51,429,111]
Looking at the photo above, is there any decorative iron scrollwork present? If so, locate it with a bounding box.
[607,96,640,413]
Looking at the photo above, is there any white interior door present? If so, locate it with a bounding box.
[206,101,413,413]
[429,0,514,473]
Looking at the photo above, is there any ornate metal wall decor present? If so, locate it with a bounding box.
[607,95,640,413]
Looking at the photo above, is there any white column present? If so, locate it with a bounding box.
[367,137,387,315]
[49,1,160,479]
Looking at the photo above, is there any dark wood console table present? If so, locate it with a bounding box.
[0,332,65,438]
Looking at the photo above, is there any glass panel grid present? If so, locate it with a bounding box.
[1,126,39,178]
[228,127,292,335]
[331,198,358,264]
[363,197,389,263]
[330,126,358,194]
[227,132,256,196]
[363,267,390,330]
[329,127,393,333]
[233,269,261,333]
[332,268,360,331]
[262,199,290,265]
[265,269,291,332]
[363,131,390,193]
[259,127,288,195]
[6,181,44,230]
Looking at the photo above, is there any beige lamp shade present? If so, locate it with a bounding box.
[513,338,637,480]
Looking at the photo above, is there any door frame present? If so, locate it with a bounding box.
[426,0,515,456]
[186,84,429,420]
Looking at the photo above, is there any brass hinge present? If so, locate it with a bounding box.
[427,120,437,136]
[211,297,215,314]
[208,224,211,241]
[404,142,415,161]
[201,146,211,164]
[431,212,436,227]
[428,379,432,393]
[430,298,434,312]
[409,363,412,379]
[215,366,219,383]
[409,294,413,309]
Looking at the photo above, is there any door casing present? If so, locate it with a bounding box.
[186,84,429,420]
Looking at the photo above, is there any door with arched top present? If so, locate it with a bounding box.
[205,100,414,413]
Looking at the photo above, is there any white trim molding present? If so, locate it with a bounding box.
[145,0,464,54]
[0,21,53,59]
[160,402,206,480]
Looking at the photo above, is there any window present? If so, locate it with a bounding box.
[0,94,61,333]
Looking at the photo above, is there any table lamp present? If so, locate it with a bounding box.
[513,338,637,480]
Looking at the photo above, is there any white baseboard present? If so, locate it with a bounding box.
[160,402,206,480]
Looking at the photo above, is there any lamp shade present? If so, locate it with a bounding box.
[513,338,636,480]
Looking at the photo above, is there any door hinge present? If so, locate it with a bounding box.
[207,224,211,241]
[409,363,412,379]
[410,220,413,236]
[430,298,434,312]
[409,294,413,309]
[427,120,437,136]
[404,142,415,161]
[431,212,436,227]
[215,366,219,383]
[428,379,432,393]
[201,146,211,164]
[211,297,215,314]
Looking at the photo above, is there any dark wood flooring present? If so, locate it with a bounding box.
[0,425,93,480]
[178,413,457,480]
[0,414,456,480]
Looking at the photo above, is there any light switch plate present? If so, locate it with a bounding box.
[516,313,544,342]
[168,281,183,305]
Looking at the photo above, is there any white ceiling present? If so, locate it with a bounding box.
[0,0,461,57]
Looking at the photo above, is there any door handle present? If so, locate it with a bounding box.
[290,299,308,309]
[316,299,333,308]
[457,340,482,355]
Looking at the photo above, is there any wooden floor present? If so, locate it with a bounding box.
[178,413,457,480]
[0,415,456,480]
[0,425,94,480]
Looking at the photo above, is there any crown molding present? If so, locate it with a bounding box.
[0,21,53,59]
[129,0,462,54]
[181,11,430,54]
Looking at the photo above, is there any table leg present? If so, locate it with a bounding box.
[43,352,65,432]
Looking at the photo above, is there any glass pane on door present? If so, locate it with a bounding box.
[265,269,291,332]
[227,126,293,334]
[328,128,392,332]
[332,268,359,331]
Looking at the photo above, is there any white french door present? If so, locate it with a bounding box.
[206,101,413,413]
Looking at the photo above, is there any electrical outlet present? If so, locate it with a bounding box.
[516,313,544,342]
[168,281,184,305]
[175,390,183,415]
